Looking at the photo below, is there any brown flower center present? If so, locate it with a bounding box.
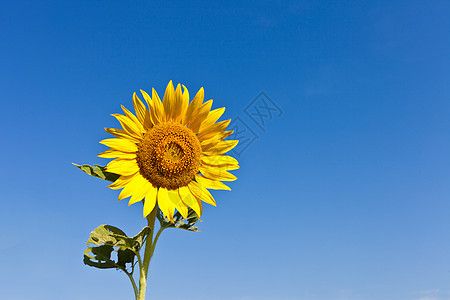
[136,122,202,190]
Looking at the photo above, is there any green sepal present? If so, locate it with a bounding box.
[73,163,120,182]
[157,208,200,232]
[84,225,151,271]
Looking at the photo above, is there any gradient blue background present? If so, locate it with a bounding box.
[1,1,450,299]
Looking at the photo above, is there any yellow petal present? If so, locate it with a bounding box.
[184,87,204,126]
[178,186,203,216]
[198,119,231,141]
[201,155,239,168]
[195,175,231,191]
[140,89,153,108]
[106,158,139,176]
[168,189,188,218]
[199,107,225,132]
[132,93,146,125]
[111,114,142,139]
[188,181,216,206]
[152,88,166,123]
[204,140,238,155]
[180,85,189,123]
[221,130,234,139]
[163,80,175,121]
[121,105,144,133]
[158,187,175,222]
[139,89,156,128]
[189,100,213,134]
[108,174,136,190]
[200,130,234,152]
[143,186,158,217]
[218,164,239,170]
[104,127,140,142]
[171,83,183,122]
[143,111,153,130]
[134,92,153,130]
[100,138,138,153]
[199,166,237,181]
[98,149,136,159]
[128,178,152,206]
[148,103,159,125]
[117,174,144,201]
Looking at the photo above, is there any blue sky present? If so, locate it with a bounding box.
[1,1,450,299]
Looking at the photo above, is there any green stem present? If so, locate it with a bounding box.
[135,250,143,274]
[137,207,158,300]
[125,270,138,300]
[149,227,164,258]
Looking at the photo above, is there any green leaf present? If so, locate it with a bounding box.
[117,249,135,269]
[157,207,200,232]
[83,245,115,269]
[73,163,120,182]
[84,225,151,272]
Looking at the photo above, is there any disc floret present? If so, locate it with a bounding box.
[136,122,202,190]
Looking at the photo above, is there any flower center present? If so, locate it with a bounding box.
[136,122,202,190]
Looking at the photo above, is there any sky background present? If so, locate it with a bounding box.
[1,1,450,299]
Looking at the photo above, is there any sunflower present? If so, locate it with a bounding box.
[98,81,239,222]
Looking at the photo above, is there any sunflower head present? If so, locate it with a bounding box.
[99,81,239,222]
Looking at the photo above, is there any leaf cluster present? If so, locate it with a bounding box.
[157,207,200,232]
[84,225,150,272]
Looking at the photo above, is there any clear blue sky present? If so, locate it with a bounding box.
[1,1,450,299]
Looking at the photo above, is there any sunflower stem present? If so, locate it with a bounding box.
[138,206,158,300]
[149,227,164,258]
